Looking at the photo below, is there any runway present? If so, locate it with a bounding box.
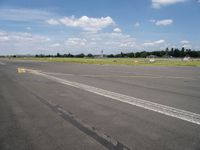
[1,59,200,150]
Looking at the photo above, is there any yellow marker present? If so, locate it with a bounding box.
[17,68,26,73]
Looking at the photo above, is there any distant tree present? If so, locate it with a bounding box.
[165,47,169,53]
[169,48,174,56]
[76,53,85,58]
[160,51,166,57]
[185,49,191,56]
[68,53,74,57]
[189,51,199,58]
[33,48,200,58]
[87,53,94,58]
[126,52,135,58]
[56,53,61,57]
[180,47,185,57]
[120,52,125,57]
[63,54,67,57]
[174,49,180,57]
[107,54,114,58]
[152,51,161,57]
[135,52,141,58]
[115,54,122,58]
[140,51,148,58]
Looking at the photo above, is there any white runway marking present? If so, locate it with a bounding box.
[28,69,200,125]
[42,71,74,76]
[0,62,6,65]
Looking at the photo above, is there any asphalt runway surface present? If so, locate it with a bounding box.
[0,59,200,150]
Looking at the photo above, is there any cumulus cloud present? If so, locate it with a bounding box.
[0,36,9,42]
[134,22,140,28]
[0,31,9,42]
[8,32,50,42]
[50,43,60,47]
[60,32,139,54]
[179,41,192,48]
[149,19,156,23]
[113,28,122,33]
[46,19,60,25]
[47,16,115,32]
[81,32,138,50]
[154,19,173,26]
[182,44,192,48]
[65,38,87,47]
[0,8,53,22]
[119,41,136,48]
[0,29,140,55]
[143,40,165,46]
[152,0,186,8]
[180,40,190,44]
[26,27,32,30]
[0,31,54,55]
[154,40,165,44]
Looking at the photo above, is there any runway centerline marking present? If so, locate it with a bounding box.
[0,62,6,65]
[26,69,200,125]
[42,71,192,80]
[42,71,74,76]
[80,74,190,79]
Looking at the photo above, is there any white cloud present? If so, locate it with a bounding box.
[65,38,87,47]
[8,32,50,42]
[0,36,9,42]
[152,0,186,8]
[182,44,192,48]
[0,31,53,55]
[0,29,139,55]
[143,39,165,46]
[134,22,140,28]
[0,31,50,45]
[46,19,60,25]
[143,43,155,46]
[155,19,173,26]
[149,19,156,23]
[60,32,138,54]
[113,28,122,33]
[180,40,189,44]
[0,8,53,22]
[47,16,115,32]
[50,43,60,47]
[26,27,32,30]
[119,41,136,48]
[0,31,9,42]
[154,40,165,44]
[81,32,138,50]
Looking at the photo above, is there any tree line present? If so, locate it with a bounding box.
[35,47,200,58]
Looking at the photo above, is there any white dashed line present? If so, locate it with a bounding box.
[28,69,200,125]
[0,62,6,65]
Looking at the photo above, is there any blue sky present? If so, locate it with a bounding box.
[0,0,200,55]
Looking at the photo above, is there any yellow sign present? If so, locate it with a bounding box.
[17,68,26,73]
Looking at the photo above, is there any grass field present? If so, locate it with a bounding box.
[12,57,200,67]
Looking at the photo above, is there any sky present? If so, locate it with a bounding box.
[0,0,200,55]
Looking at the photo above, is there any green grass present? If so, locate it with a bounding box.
[14,57,200,67]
